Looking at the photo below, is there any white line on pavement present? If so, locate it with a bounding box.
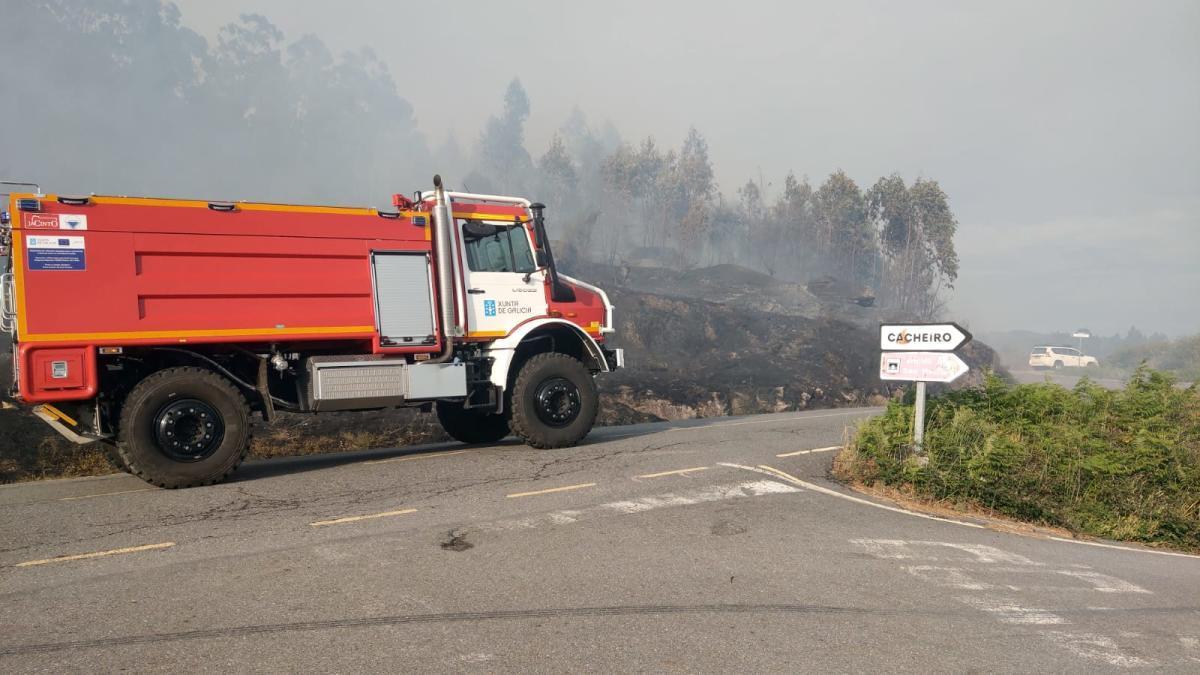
[718,462,985,529]
[724,463,1200,560]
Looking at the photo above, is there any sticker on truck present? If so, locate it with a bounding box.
[26,235,86,271]
[22,213,88,230]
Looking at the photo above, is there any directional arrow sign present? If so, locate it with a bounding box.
[880,351,970,383]
[880,322,972,352]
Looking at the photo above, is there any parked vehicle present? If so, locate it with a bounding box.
[1028,346,1098,369]
[2,176,623,487]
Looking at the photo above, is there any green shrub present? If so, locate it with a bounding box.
[842,367,1200,551]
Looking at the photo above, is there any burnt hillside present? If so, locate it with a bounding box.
[581,263,999,423]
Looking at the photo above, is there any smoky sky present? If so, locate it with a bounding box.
[29,1,1200,336]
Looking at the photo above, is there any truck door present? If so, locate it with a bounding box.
[458,218,547,337]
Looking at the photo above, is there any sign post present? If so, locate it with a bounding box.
[913,382,926,451]
[879,322,972,454]
[1072,329,1091,356]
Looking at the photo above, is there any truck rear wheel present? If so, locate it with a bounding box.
[435,401,511,444]
[117,367,251,488]
[509,353,598,449]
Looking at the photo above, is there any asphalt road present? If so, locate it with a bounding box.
[1008,369,1193,390]
[1009,369,1127,390]
[2,408,1198,672]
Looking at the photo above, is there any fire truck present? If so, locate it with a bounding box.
[0,176,623,488]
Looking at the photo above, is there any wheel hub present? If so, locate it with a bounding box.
[534,377,581,428]
[153,399,224,462]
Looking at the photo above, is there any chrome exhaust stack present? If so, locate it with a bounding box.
[428,175,460,363]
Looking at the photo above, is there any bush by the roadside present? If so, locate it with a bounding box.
[1108,334,1200,383]
[836,367,1200,551]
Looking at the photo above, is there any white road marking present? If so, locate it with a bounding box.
[59,488,156,501]
[1048,536,1200,559]
[853,539,1160,667]
[310,508,418,527]
[776,445,841,457]
[854,540,1039,565]
[1045,632,1156,668]
[478,480,799,533]
[365,450,469,465]
[1053,570,1150,594]
[721,463,1198,560]
[958,595,1066,625]
[721,463,988,529]
[634,466,709,479]
[1181,637,1200,663]
[603,480,797,515]
[506,483,597,499]
[854,538,918,559]
[16,542,175,567]
[937,542,1040,565]
[548,510,582,525]
[905,566,993,590]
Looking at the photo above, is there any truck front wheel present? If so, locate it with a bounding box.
[509,353,598,449]
[435,401,511,444]
[117,367,251,488]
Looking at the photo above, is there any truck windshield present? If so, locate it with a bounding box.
[461,222,537,274]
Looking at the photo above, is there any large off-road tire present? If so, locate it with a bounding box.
[435,401,511,444]
[117,367,251,488]
[508,353,598,449]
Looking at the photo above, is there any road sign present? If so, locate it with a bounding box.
[879,322,972,352]
[880,351,970,383]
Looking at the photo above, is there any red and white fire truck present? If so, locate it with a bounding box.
[1,176,622,487]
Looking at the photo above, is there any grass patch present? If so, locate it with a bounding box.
[836,366,1200,552]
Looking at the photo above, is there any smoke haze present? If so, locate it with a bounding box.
[3,0,1197,336]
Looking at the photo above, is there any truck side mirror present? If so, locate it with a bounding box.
[535,249,548,268]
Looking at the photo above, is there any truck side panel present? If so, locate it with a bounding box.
[11,195,437,402]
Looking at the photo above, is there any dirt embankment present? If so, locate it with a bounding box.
[0,263,1002,482]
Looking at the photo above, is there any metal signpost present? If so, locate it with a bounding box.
[879,322,972,453]
[1072,329,1091,356]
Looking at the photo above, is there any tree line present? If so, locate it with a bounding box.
[467,79,959,317]
[2,2,959,317]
